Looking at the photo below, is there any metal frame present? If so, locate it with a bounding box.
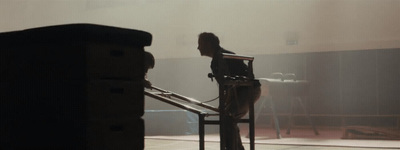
[218,53,256,150]
[145,86,219,150]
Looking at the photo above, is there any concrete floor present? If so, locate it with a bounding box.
[145,138,398,150]
[144,127,400,150]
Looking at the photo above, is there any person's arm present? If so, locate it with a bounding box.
[144,74,152,89]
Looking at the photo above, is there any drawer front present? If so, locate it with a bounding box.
[87,80,144,119]
[2,43,144,80]
[86,43,144,80]
[87,118,144,150]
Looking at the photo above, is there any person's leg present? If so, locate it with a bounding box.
[234,86,261,149]
[225,118,243,150]
[235,86,261,119]
[224,117,236,150]
[235,124,245,150]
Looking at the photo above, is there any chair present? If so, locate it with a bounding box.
[145,53,258,150]
[216,53,257,150]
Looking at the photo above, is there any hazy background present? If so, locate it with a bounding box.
[2,1,400,132]
[1,0,399,59]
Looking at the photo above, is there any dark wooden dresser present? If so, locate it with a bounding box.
[0,24,152,150]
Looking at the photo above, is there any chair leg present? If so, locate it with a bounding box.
[247,97,266,138]
[253,97,267,126]
[249,99,255,150]
[297,97,319,135]
[219,86,226,150]
[199,115,205,150]
[286,97,295,135]
[269,97,282,139]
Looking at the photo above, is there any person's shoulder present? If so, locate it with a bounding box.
[221,48,235,54]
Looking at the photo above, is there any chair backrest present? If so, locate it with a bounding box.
[222,53,255,79]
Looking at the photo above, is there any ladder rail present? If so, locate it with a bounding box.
[149,86,219,112]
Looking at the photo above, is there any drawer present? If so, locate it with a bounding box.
[87,118,144,150]
[86,43,144,80]
[2,43,144,81]
[87,80,144,119]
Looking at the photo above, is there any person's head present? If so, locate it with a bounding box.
[144,51,155,73]
[197,32,221,57]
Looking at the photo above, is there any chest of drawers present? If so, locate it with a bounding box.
[0,24,151,150]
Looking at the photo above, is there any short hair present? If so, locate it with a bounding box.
[198,32,221,48]
[144,51,155,71]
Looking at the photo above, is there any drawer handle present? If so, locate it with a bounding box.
[110,88,124,94]
[110,125,124,132]
[110,50,125,57]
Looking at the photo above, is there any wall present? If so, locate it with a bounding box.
[254,48,400,127]
[1,0,399,59]
[2,0,399,128]
[146,48,400,127]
